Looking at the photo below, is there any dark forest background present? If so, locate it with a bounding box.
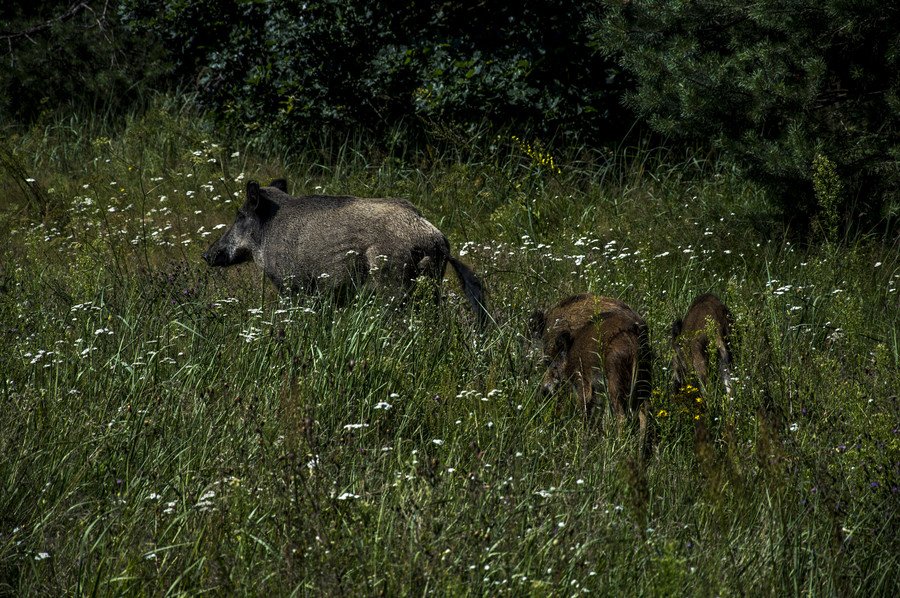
[2,0,898,235]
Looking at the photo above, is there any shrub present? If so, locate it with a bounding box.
[0,1,168,125]
[120,0,631,143]
[595,0,900,234]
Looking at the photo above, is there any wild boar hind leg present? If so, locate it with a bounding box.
[574,370,595,419]
[362,245,427,304]
[363,246,400,290]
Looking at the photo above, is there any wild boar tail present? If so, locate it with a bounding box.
[448,256,490,330]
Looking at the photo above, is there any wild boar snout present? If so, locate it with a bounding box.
[203,214,256,268]
[540,376,559,397]
[202,243,231,267]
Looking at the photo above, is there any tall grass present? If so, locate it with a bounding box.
[1,98,897,595]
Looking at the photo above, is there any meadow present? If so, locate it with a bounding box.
[1,98,897,595]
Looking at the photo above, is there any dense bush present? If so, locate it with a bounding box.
[595,0,900,235]
[5,1,900,237]
[0,1,167,124]
[119,0,630,142]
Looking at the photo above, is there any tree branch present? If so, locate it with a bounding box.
[0,2,96,43]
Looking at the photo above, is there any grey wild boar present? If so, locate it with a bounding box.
[671,293,734,396]
[529,293,652,440]
[203,180,489,327]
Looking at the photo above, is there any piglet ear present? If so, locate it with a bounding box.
[528,309,546,340]
[554,330,573,354]
[269,178,288,193]
[245,180,261,211]
[670,318,683,340]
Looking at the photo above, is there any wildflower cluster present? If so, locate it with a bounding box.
[653,385,705,423]
[511,135,561,174]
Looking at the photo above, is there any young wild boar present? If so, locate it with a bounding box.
[203,179,489,327]
[529,293,652,440]
[671,293,734,396]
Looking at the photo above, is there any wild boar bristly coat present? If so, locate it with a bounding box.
[671,293,734,396]
[530,293,652,443]
[203,180,488,327]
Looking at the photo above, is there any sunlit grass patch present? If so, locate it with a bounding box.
[0,99,897,595]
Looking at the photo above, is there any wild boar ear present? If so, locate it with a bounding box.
[528,309,546,340]
[671,318,683,340]
[555,330,573,351]
[269,178,288,193]
[245,180,261,212]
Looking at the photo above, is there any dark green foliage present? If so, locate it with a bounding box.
[120,0,629,142]
[595,0,900,234]
[0,1,168,124]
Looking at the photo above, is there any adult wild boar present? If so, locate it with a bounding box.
[671,293,734,396]
[529,293,652,441]
[203,179,489,327]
